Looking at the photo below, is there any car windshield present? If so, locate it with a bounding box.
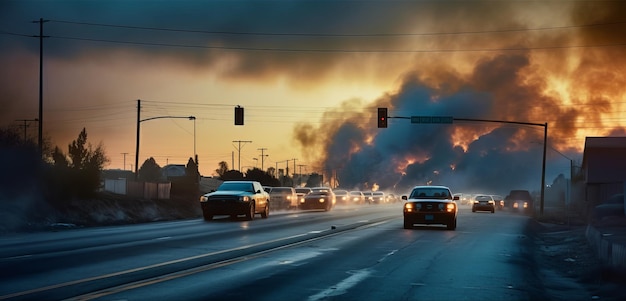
[272,188,292,193]
[350,191,361,196]
[295,188,310,193]
[409,188,450,199]
[476,196,492,201]
[310,191,330,196]
[218,182,254,193]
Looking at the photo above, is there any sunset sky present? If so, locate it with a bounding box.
[1,0,625,193]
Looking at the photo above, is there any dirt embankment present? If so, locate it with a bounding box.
[0,191,202,233]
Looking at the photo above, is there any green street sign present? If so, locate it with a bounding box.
[410,116,454,124]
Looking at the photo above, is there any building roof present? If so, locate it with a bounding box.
[584,136,626,149]
[582,137,626,184]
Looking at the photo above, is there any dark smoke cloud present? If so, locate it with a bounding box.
[0,0,547,84]
[2,0,625,184]
[295,52,584,195]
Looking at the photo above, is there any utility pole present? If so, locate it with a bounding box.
[135,99,141,180]
[15,119,38,141]
[298,164,306,186]
[258,148,268,170]
[121,152,128,170]
[292,158,297,180]
[33,18,48,154]
[540,123,548,217]
[232,140,252,171]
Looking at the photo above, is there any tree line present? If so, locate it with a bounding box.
[0,125,324,207]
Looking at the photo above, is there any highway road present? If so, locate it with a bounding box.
[0,204,544,301]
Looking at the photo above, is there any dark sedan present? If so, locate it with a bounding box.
[300,187,335,211]
[402,185,458,230]
[200,180,270,221]
[472,195,495,213]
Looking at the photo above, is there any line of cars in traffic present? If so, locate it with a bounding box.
[199,180,533,229]
[199,180,403,221]
[453,190,534,215]
[401,187,536,231]
[333,189,400,205]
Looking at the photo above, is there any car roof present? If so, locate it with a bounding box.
[411,185,450,190]
[223,180,258,183]
[272,187,294,190]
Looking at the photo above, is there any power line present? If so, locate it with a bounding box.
[44,34,626,53]
[48,19,626,37]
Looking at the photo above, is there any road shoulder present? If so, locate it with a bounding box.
[530,220,626,301]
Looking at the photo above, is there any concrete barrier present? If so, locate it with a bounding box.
[586,224,626,268]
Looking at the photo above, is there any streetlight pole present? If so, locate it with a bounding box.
[134,99,195,180]
[536,139,575,225]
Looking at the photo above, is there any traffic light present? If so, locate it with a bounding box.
[377,107,388,128]
[234,106,244,125]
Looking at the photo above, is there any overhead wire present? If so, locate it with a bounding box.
[47,19,626,38]
[3,17,625,156]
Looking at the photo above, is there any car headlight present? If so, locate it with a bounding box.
[523,202,528,208]
[239,196,250,202]
[300,198,305,203]
[513,202,519,208]
[200,196,208,202]
[319,198,325,203]
[446,203,456,212]
[404,203,422,212]
[473,200,479,204]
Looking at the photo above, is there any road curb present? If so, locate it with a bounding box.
[585,224,626,269]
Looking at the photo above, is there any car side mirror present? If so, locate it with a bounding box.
[453,196,460,201]
[402,195,408,200]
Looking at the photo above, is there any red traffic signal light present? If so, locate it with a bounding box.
[235,106,244,125]
[377,108,388,128]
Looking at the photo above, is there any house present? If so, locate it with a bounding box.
[582,137,626,207]
[162,164,187,179]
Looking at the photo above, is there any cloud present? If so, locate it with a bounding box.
[294,46,620,193]
[2,0,625,178]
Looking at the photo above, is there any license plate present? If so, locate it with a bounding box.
[425,215,434,221]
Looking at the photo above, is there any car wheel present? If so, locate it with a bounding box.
[261,203,269,219]
[403,220,413,229]
[472,209,476,212]
[491,209,495,213]
[203,212,213,221]
[447,218,457,230]
[246,203,255,221]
